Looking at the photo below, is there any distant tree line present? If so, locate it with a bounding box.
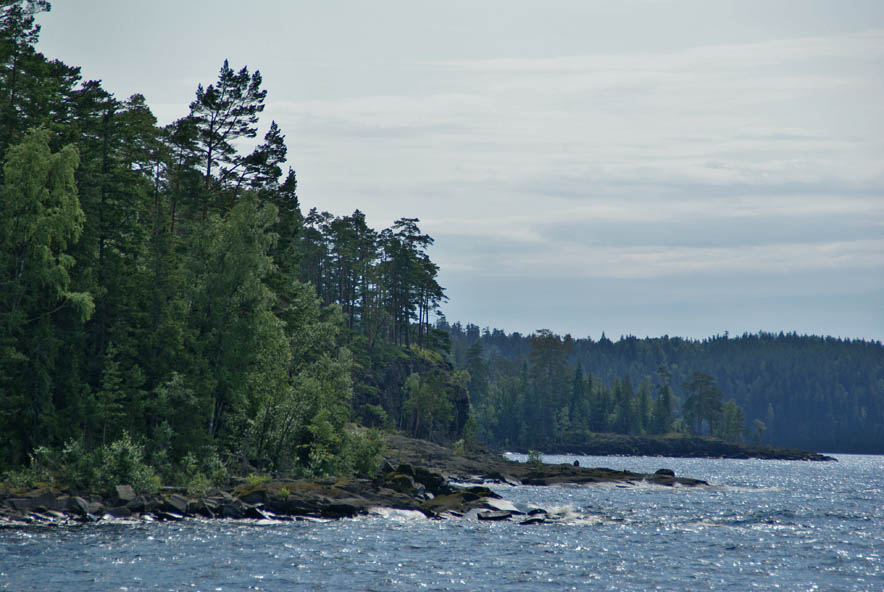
[445,323,884,453]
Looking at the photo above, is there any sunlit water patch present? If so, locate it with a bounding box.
[2,455,882,591]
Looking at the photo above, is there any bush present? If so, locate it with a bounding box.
[345,428,385,477]
[244,473,271,488]
[2,446,55,490]
[186,472,212,497]
[527,450,543,469]
[95,433,160,494]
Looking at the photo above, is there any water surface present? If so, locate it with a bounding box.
[2,454,882,591]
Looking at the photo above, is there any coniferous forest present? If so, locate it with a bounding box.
[1,2,882,493]
[445,325,884,453]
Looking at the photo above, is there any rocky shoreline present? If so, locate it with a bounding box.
[0,436,708,527]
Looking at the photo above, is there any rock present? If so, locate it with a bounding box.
[654,469,675,477]
[107,506,132,518]
[126,495,153,513]
[380,460,396,474]
[219,501,245,518]
[71,496,90,516]
[520,517,546,525]
[573,460,580,467]
[321,500,366,519]
[396,463,415,477]
[7,498,34,512]
[477,510,512,521]
[115,484,137,504]
[162,494,188,515]
[482,498,523,514]
[419,488,498,516]
[191,498,217,518]
[384,473,416,494]
[413,467,448,495]
[245,505,273,519]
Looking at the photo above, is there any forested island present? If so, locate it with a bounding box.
[1,2,881,510]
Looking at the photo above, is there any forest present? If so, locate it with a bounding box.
[1,2,882,495]
[446,324,884,453]
[0,1,466,492]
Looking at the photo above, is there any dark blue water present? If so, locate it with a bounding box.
[2,454,882,591]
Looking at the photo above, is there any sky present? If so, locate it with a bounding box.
[37,0,884,341]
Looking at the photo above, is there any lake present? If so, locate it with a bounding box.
[2,454,882,591]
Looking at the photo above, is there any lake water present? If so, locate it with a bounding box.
[2,454,882,591]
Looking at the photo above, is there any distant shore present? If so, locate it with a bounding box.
[502,433,837,461]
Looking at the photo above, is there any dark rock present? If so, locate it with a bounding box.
[520,517,546,525]
[381,460,396,474]
[573,460,580,467]
[107,506,132,518]
[7,498,34,512]
[191,498,217,518]
[321,500,366,519]
[126,495,153,513]
[384,473,416,494]
[477,510,512,521]
[219,501,244,518]
[412,466,448,495]
[654,469,675,477]
[115,484,137,504]
[245,505,273,520]
[396,463,415,477]
[162,494,188,515]
[71,496,90,516]
[34,492,59,510]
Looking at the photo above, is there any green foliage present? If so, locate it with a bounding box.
[343,428,385,477]
[95,432,160,494]
[244,473,271,489]
[2,446,54,490]
[0,8,470,484]
[11,434,162,494]
[527,450,543,469]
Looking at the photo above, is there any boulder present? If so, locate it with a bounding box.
[115,485,137,504]
[412,467,448,495]
[70,496,90,516]
[477,510,512,521]
[654,468,675,477]
[6,498,34,512]
[384,473,416,494]
[482,498,523,514]
[107,506,132,518]
[219,500,245,518]
[162,494,188,515]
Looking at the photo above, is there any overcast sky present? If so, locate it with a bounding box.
[38,1,883,340]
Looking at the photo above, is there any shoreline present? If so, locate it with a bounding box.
[1,435,708,527]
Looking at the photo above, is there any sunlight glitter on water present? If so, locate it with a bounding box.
[2,455,882,591]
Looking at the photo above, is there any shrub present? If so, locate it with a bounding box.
[95,433,160,494]
[244,473,271,488]
[527,450,543,469]
[345,428,385,477]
